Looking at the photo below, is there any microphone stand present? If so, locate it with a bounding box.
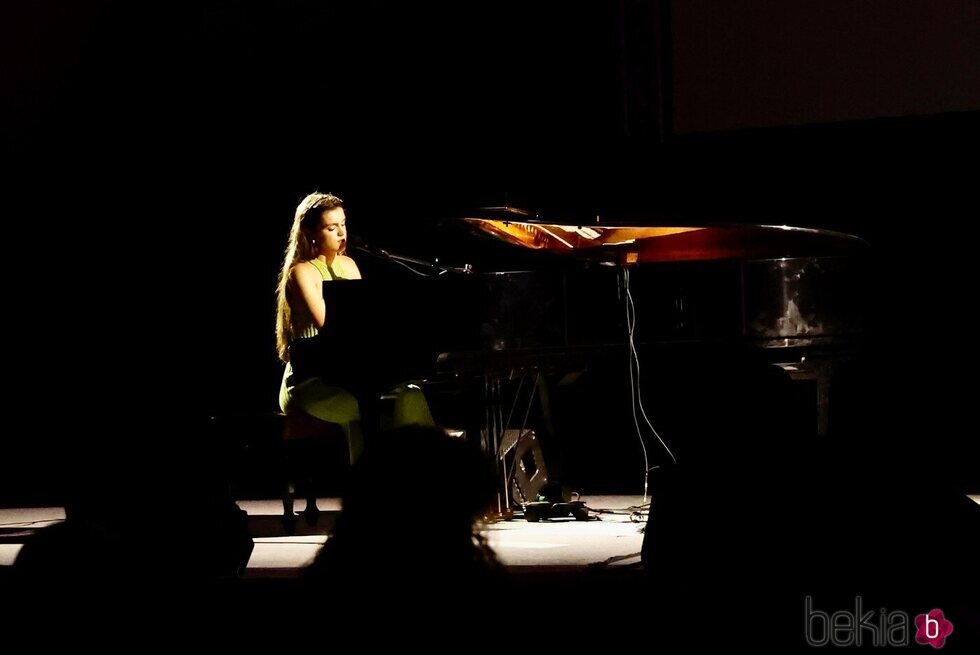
[353,244,473,276]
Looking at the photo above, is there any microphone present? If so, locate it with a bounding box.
[347,235,389,258]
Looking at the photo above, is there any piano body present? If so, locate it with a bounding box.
[292,208,872,503]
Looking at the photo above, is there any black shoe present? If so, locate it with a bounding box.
[282,511,297,534]
[303,504,320,527]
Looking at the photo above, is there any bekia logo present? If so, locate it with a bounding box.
[915,609,954,649]
[805,596,954,648]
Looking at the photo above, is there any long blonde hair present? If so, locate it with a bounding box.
[275,192,344,363]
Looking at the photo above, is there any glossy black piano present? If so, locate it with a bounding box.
[297,209,869,387]
[288,207,872,501]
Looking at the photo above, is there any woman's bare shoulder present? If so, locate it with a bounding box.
[338,255,362,278]
[289,260,320,281]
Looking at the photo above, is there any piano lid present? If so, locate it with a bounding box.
[462,207,869,264]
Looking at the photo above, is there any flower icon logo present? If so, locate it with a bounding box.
[915,609,953,648]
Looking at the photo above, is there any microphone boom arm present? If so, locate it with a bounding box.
[352,243,473,275]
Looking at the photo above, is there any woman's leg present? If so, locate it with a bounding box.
[393,384,435,428]
[286,377,363,465]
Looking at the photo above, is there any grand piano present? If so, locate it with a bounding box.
[292,207,872,507]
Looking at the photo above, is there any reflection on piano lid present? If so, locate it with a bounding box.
[462,207,869,264]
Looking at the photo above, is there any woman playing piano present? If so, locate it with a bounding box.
[276,192,365,465]
[275,192,434,468]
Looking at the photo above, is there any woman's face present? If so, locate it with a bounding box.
[313,207,347,256]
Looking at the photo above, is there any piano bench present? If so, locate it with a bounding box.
[279,410,345,442]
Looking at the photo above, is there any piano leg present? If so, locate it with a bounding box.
[483,376,512,519]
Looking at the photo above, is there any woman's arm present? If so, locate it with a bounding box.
[290,261,327,329]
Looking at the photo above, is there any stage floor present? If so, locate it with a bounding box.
[0,495,650,575]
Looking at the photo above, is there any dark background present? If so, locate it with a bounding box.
[3,1,978,503]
